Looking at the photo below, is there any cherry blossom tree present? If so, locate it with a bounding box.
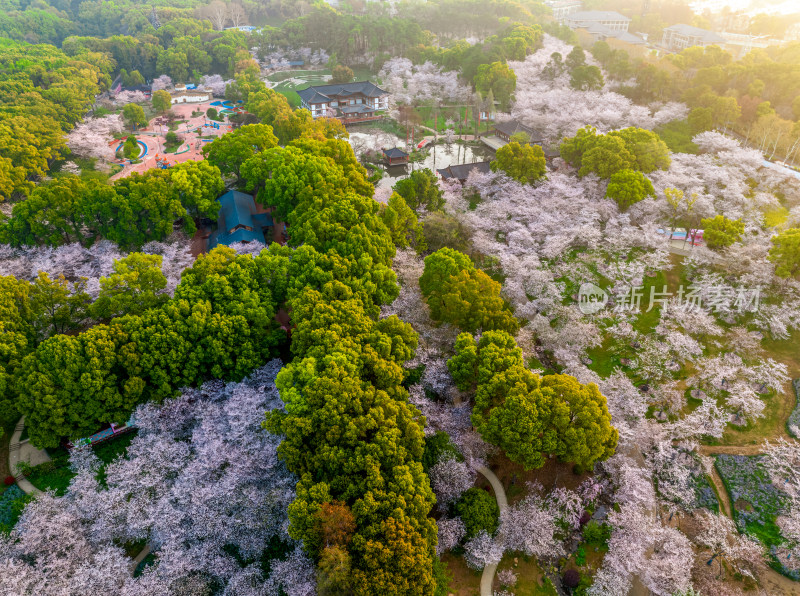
[151,75,172,92]
[429,454,476,508]
[66,115,124,162]
[378,58,471,106]
[200,74,230,97]
[436,517,467,555]
[694,511,764,581]
[0,362,309,594]
[463,530,504,570]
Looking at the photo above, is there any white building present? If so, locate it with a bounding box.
[661,24,726,51]
[545,0,583,22]
[565,10,630,33]
[170,90,211,104]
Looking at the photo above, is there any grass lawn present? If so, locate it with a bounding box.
[655,119,699,154]
[714,453,797,577]
[24,430,138,495]
[496,553,558,595]
[702,328,800,446]
[441,551,481,596]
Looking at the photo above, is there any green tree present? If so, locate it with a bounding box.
[203,123,279,183]
[421,212,472,254]
[701,215,744,249]
[122,103,147,130]
[151,89,172,114]
[330,64,355,84]
[451,331,617,471]
[318,546,352,595]
[560,126,670,178]
[107,171,193,248]
[207,107,219,121]
[688,106,713,133]
[454,488,499,538]
[90,253,168,320]
[419,248,518,333]
[565,45,586,70]
[29,272,91,340]
[393,169,444,212]
[169,160,225,220]
[474,61,517,111]
[380,192,419,249]
[769,228,800,278]
[491,141,546,184]
[570,65,604,91]
[123,135,140,159]
[605,169,655,210]
[0,176,89,246]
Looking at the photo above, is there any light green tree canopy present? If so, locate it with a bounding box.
[122,103,147,130]
[90,253,168,320]
[419,248,518,333]
[393,169,444,213]
[605,169,655,210]
[701,214,744,249]
[491,141,546,185]
[769,228,800,278]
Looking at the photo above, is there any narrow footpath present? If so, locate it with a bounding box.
[477,465,508,596]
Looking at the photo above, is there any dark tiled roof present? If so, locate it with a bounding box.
[383,147,408,159]
[437,161,492,180]
[494,119,541,142]
[297,81,388,105]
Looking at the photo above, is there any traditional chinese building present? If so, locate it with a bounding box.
[437,161,492,182]
[491,120,539,143]
[383,147,408,166]
[298,81,389,123]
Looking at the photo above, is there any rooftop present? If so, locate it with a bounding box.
[567,10,630,22]
[383,147,408,159]
[437,161,492,180]
[297,81,389,105]
[663,24,726,44]
[208,190,274,250]
[494,119,541,141]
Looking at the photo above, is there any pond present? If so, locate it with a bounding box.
[347,128,494,190]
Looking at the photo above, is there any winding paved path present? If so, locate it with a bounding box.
[8,417,42,495]
[477,465,508,596]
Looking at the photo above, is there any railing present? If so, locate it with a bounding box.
[342,115,383,125]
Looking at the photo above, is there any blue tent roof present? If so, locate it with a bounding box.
[207,190,274,250]
[219,190,256,230]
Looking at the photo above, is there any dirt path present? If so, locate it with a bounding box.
[699,444,766,456]
[708,467,732,517]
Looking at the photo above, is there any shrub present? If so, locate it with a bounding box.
[583,520,611,546]
[575,544,587,566]
[454,487,500,538]
[3,476,14,486]
[165,131,179,145]
[563,568,580,589]
[207,107,219,120]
